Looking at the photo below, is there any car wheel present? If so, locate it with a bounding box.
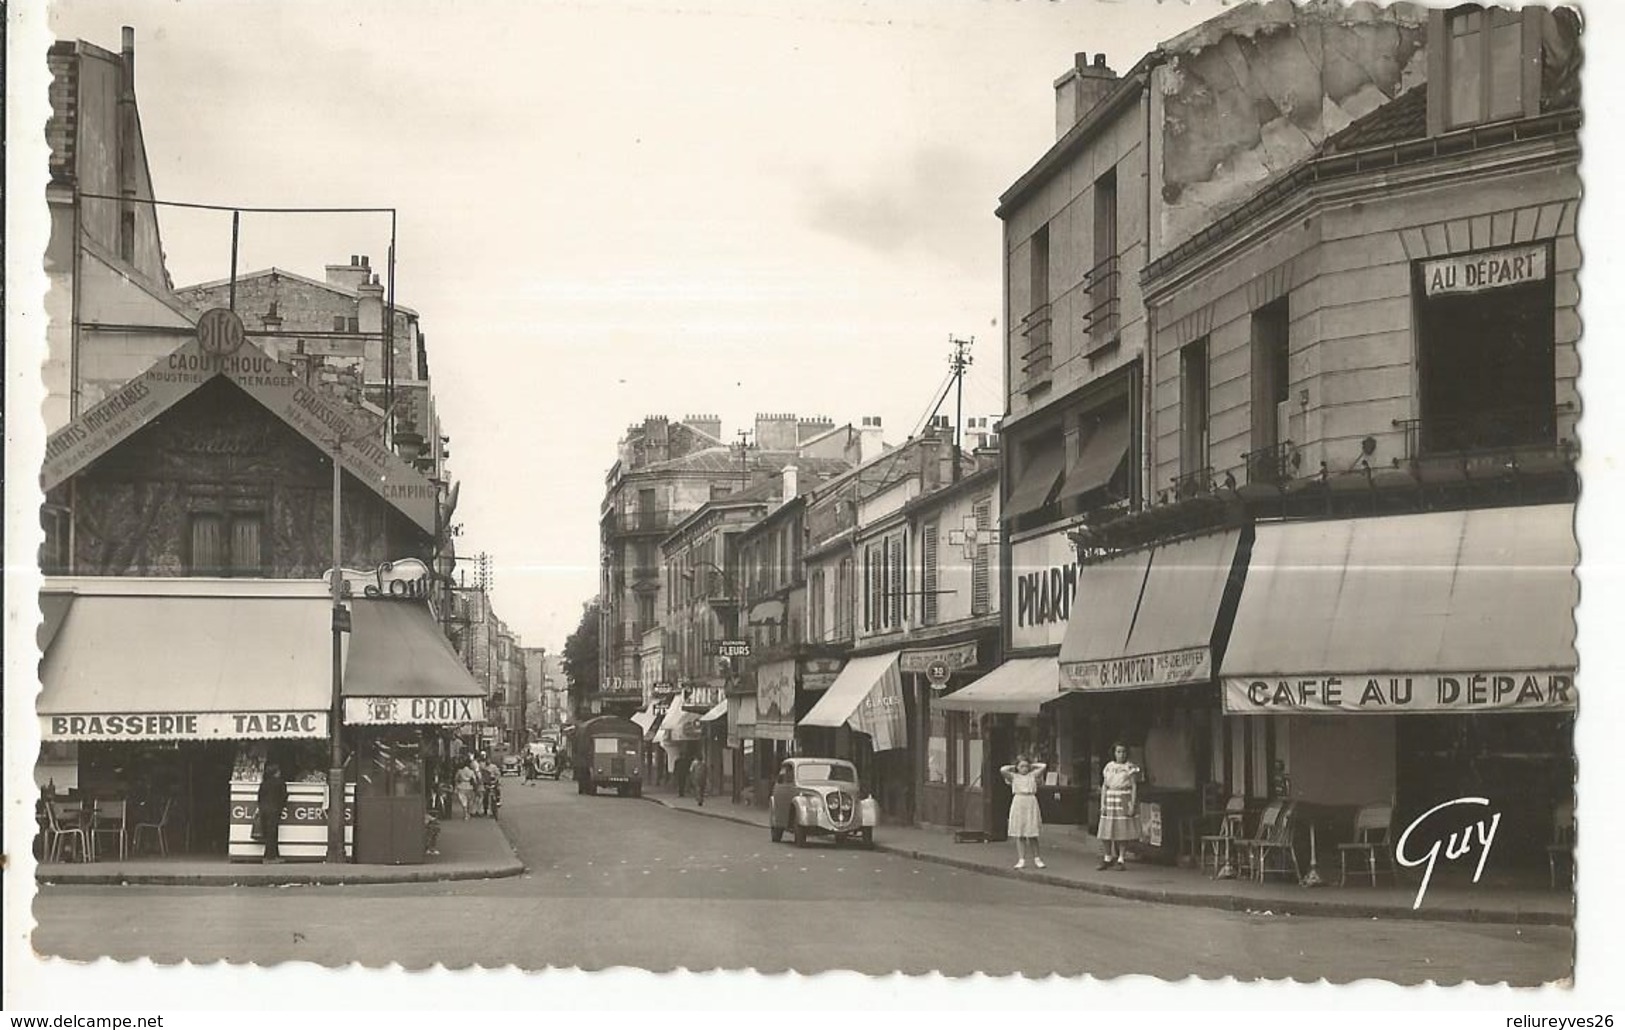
[861,828,874,849]
[770,822,784,843]
[793,818,807,848]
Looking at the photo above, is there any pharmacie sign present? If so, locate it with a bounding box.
[1421,245,1548,297]
[1064,646,1210,692]
[43,710,328,741]
[343,696,486,725]
[1222,671,1576,714]
[1009,527,1083,649]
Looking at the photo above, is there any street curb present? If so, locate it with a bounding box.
[641,796,1572,928]
[34,817,528,888]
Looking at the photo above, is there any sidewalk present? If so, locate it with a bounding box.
[33,811,525,886]
[641,781,1573,926]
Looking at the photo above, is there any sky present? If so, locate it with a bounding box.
[38,0,1230,652]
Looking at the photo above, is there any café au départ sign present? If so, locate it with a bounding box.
[41,323,437,534]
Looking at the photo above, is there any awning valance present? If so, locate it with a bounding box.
[1221,505,1578,715]
[342,600,486,725]
[39,588,333,741]
[1062,529,1243,692]
[800,651,907,751]
[935,657,1061,714]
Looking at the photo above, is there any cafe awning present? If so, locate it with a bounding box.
[1062,528,1243,692]
[934,657,1061,714]
[800,651,907,751]
[1221,504,1578,715]
[341,599,487,726]
[38,584,333,741]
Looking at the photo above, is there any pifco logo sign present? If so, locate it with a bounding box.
[1421,245,1548,297]
[1222,671,1576,714]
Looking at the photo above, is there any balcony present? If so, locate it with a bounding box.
[602,507,685,535]
[1080,254,1120,355]
[1170,466,1214,501]
[1019,304,1054,393]
[1391,407,1575,489]
[1241,440,1301,487]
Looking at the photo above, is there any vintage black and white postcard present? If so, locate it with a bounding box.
[5,0,1621,1016]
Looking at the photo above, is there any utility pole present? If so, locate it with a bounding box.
[949,336,974,482]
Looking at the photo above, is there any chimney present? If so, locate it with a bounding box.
[858,416,885,463]
[781,464,799,507]
[357,275,385,376]
[1054,51,1119,140]
[325,255,372,292]
[798,415,835,444]
[754,413,799,452]
[121,27,135,94]
[682,413,722,442]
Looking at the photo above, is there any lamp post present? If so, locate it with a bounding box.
[326,436,348,863]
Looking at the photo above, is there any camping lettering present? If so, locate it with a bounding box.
[1223,673,1576,714]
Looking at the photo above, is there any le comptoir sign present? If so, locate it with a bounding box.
[1063,647,1210,692]
[1222,671,1577,714]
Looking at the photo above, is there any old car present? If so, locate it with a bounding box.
[769,757,877,848]
[500,754,522,777]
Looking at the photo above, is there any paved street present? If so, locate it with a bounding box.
[31,777,1572,983]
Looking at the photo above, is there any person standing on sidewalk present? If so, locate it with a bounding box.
[691,755,708,806]
[257,763,288,864]
[999,756,1047,870]
[454,760,477,819]
[1097,743,1142,871]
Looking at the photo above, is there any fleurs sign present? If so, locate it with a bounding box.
[1222,671,1576,714]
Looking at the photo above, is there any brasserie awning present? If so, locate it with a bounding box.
[800,651,907,751]
[341,599,487,725]
[1220,505,1578,715]
[38,585,333,741]
[934,657,1061,714]
[1062,528,1243,692]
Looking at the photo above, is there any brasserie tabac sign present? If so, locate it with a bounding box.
[42,340,436,533]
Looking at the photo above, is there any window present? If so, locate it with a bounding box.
[864,544,878,631]
[1179,339,1210,489]
[40,507,70,575]
[1447,6,1527,128]
[810,568,826,641]
[888,532,905,628]
[1249,298,1291,480]
[1086,168,1120,344]
[921,522,940,626]
[119,211,136,262]
[971,499,991,616]
[837,557,854,640]
[333,316,347,332]
[188,512,265,576]
[1030,224,1050,313]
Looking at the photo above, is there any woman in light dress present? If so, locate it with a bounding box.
[999,755,1047,870]
[1097,742,1141,870]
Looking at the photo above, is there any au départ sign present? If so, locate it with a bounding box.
[1421,245,1548,297]
[1223,671,1576,714]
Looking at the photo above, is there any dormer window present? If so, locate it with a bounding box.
[1446,6,1526,128]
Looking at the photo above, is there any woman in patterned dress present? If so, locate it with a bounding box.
[1097,743,1141,870]
[999,756,1047,870]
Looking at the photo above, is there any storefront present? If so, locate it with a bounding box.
[753,658,798,807]
[799,651,911,822]
[37,577,353,862]
[1219,504,1578,869]
[900,638,990,830]
[1058,527,1248,861]
[935,656,1064,840]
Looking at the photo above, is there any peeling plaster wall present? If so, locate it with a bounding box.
[1157,0,1428,252]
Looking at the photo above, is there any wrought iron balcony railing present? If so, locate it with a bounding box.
[1241,440,1301,487]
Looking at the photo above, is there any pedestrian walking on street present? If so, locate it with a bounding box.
[999,756,1047,870]
[1097,743,1142,871]
[257,762,288,864]
[481,758,500,816]
[454,760,477,819]
[690,755,708,806]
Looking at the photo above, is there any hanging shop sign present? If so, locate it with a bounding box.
[801,658,842,692]
[343,696,486,725]
[705,639,752,658]
[1222,671,1577,715]
[756,658,797,741]
[328,558,436,601]
[42,710,328,742]
[1063,646,1211,692]
[1009,527,1084,649]
[1421,245,1548,297]
[900,641,979,676]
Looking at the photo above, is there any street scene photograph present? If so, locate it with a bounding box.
[5,0,1620,1015]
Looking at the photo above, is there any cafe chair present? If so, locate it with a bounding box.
[1199,795,1247,877]
[45,802,90,863]
[1337,802,1396,887]
[1251,801,1302,883]
[1232,800,1287,882]
[1548,801,1575,890]
[132,797,174,857]
[90,799,131,862]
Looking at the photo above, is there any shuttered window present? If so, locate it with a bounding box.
[971,498,991,616]
[887,533,904,629]
[921,523,939,625]
[189,512,264,576]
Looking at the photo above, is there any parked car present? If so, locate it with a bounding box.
[500,754,522,777]
[769,757,877,848]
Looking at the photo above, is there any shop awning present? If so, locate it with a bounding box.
[1221,504,1578,715]
[800,651,907,751]
[1057,405,1130,503]
[1003,444,1065,520]
[38,592,75,653]
[1062,529,1243,692]
[934,657,1061,714]
[1056,547,1153,685]
[38,588,333,741]
[700,699,729,723]
[631,709,658,733]
[341,600,487,725]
